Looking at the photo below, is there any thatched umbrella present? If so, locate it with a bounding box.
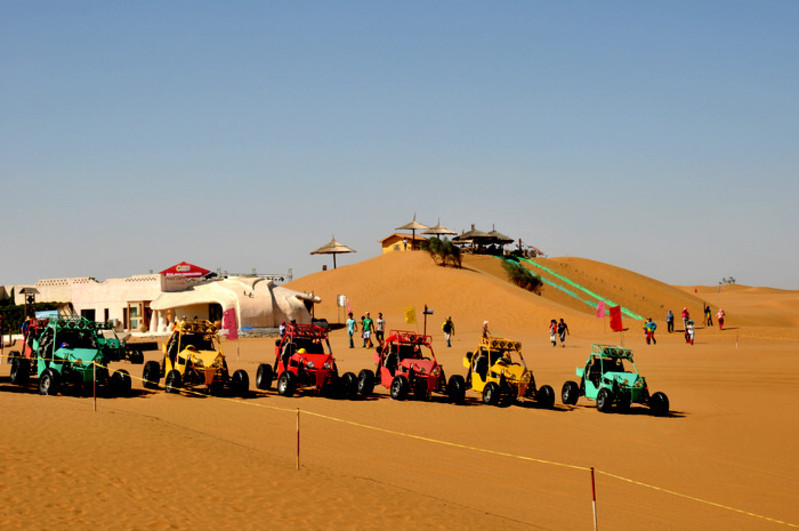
[311,236,356,269]
[487,225,513,244]
[395,214,430,243]
[422,219,457,239]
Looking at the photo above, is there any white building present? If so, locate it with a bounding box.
[8,271,319,336]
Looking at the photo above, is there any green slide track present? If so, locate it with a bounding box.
[501,256,643,320]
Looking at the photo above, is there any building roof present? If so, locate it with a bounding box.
[378,233,429,244]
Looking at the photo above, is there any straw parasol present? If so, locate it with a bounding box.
[487,225,513,245]
[422,218,457,239]
[311,236,356,269]
[395,214,430,242]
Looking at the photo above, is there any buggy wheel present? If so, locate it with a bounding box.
[7,350,20,364]
[230,369,249,397]
[339,372,358,399]
[10,357,30,385]
[536,384,556,409]
[357,369,375,396]
[447,374,466,405]
[483,382,501,406]
[38,368,60,396]
[129,350,144,364]
[389,375,408,401]
[596,388,614,413]
[277,371,296,397]
[111,370,132,397]
[649,391,670,417]
[255,363,274,390]
[561,380,580,405]
[165,370,182,394]
[142,361,161,389]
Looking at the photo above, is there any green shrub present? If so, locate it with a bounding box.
[420,237,462,268]
[502,260,543,294]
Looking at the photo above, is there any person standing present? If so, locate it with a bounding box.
[362,312,375,348]
[375,312,385,346]
[644,318,657,345]
[666,310,675,333]
[704,305,713,327]
[717,308,726,330]
[442,316,455,347]
[549,319,558,347]
[681,308,690,331]
[346,312,357,349]
[482,320,490,338]
[557,318,570,348]
[685,319,695,345]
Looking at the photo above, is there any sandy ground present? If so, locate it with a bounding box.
[2,252,798,530]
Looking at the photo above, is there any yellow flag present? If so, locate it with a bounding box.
[404,306,417,325]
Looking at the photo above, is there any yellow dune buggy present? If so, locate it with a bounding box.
[142,320,249,397]
[463,336,555,408]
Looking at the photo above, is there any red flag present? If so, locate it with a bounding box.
[222,308,238,340]
[596,301,606,319]
[609,305,623,331]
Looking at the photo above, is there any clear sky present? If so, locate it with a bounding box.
[2,2,797,289]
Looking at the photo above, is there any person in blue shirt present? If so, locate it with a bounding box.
[346,312,357,349]
[644,318,657,345]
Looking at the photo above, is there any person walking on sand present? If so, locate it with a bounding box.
[482,320,490,338]
[346,312,357,349]
[685,319,695,345]
[362,312,375,348]
[704,305,713,327]
[644,318,657,345]
[557,318,570,347]
[681,307,690,331]
[375,312,385,346]
[666,310,674,333]
[442,316,455,347]
[549,319,558,347]
[717,308,726,330]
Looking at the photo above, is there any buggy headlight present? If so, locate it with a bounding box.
[307,361,315,369]
[431,367,441,377]
[522,372,532,383]
[507,372,517,380]
[323,361,331,370]
[193,358,204,368]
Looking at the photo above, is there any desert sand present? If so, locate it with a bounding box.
[2,251,798,530]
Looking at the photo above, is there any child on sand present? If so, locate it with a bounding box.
[644,318,657,345]
[549,319,557,347]
[557,318,569,347]
[482,320,490,338]
[717,309,726,330]
[685,319,695,345]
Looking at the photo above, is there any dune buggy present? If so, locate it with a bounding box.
[8,315,132,396]
[141,320,249,397]
[463,336,555,408]
[360,330,465,403]
[561,344,669,416]
[256,322,363,399]
[94,321,144,364]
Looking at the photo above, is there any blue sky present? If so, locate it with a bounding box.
[2,1,797,288]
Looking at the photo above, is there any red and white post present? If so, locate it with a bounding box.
[590,467,598,530]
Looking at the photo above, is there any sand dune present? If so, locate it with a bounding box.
[2,251,798,529]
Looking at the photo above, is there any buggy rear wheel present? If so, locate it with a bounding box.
[256,363,274,390]
[596,388,614,413]
[561,380,580,405]
[7,350,20,364]
[165,370,182,394]
[231,369,249,397]
[277,371,296,397]
[389,375,408,401]
[447,374,466,404]
[10,357,30,385]
[142,361,160,389]
[649,391,670,417]
[536,384,555,409]
[357,369,375,396]
[111,370,132,397]
[339,372,358,399]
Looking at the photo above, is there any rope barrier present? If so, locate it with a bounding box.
[6,355,798,528]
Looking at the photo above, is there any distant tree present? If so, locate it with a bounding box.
[420,237,462,268]
[502,260,543,295]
